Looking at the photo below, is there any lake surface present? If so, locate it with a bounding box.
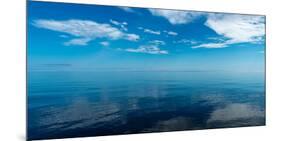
[27,71,265,140]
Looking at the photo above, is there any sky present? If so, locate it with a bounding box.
[27,1,265,72]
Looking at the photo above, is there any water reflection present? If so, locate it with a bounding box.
[207,103,265,128]
[28,97,122,138]
[144,117,197,132]
[28,71,265,140]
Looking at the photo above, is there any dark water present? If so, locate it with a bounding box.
[27,71,265,140]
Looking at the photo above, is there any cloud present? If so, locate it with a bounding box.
[138,27,161,35]
[125,45,168,55]
[126,34,140,41]
[33,19,140,46]
[205,14,265,43]
[191,39,241,49]
[118,7,135,13]
[110,19,128,31]
[143,28,161,35]
[165,31,178,36]
[191,42,227,49]
[194,14,265,49]
[64,38,91,46]
[149,40,166,45]
[123,38,167,55]
[207,103,264,123]
[149,9,202,25]
[207,36,226,42]
[110,19,127,26]
[174,39,198,45]
[100,41,110,47]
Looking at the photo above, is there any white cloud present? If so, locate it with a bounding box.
[100,41,110,47]
[205,14,265,43]
[110,19,128,31]
[174,39,197,45]
[191,42,227,49]
[138,27,161,35]
[191,39,238,49]
[118,7,135,13]
[33,19,139,46]
[122,38,167,55]
[64,38,91,46]
[110,19,120,26]
[207,103,264,123]
[125,45,168,55]
[207,37,226,42]
[143,28,161,35]
[193,14,265,49]
[166,31,178,36]
[125,34,139,41]
[149,40,166,45]
[149,9,202,25]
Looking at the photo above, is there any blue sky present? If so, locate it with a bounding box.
[27,1,265,72]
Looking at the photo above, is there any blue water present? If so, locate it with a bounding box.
[27,71,265,140]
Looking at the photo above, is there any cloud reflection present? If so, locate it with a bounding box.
[143,117,198,132]
[207,103,265,127]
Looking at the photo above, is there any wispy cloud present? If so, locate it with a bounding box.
[100,41,110,47]
[143,28,161,35]
[118,7,135,13]
[125,45,168,55]
[164,31,178,36]
[33,19,140,46]
[64,38,91,46]
[194,14,265,49]
[121,35,167,54]
[174,39,198,45]
[192,42,227,49]
[126,34,140,41]
[110,19,128,31]
[138,27,161,35]
[207,37,226,42]
[149,9,202,25]
[149,40,166,45]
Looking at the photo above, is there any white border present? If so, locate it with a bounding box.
[1,0,281,141]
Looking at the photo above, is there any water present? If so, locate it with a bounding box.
[27,71,265,140]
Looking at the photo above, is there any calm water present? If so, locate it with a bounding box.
[27,71,265,140]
